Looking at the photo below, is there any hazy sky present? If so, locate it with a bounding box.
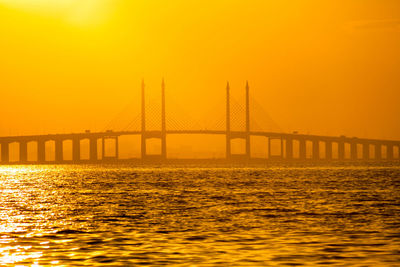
[1,0,400,141]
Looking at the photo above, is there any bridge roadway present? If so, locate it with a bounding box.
[0,130,399,144]
[0,130,399,164]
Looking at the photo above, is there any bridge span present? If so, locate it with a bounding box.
[1,130,399,164]
[1,81,399,164]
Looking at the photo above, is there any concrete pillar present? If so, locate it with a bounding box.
[312,139,320,160]
[90,137,97,162]
[397,145,400,160]
[338,141,345,160]
[286,137,293,160]
[37,139,46,163]
[55,139,63,163]
[102,137,105,160]
[325,141,332,160]
[299,139,306,160]
[1,142,9,163]
[375,144,382,160]
[350,141,357,161]
[19,141,28,163]
[363,143,370,161]
[267,137,274,159]
[141,137,147,159]
[161,136,167,160]
[72,138,80,163]
[226,136,231,160]
[141,80,146,159]
[226,82,231,160]
[245,137,251,159]
[386,144,394,160]
[141,136,147,159]
[115,137,119,160]
[161,79,167,160]
[245,81,251,160]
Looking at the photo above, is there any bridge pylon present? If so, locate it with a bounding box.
[161,78,167,159]
[141,79,146,159]
[225,82,231,160]
[245,81,251,159]
[225,81,251,161]
[140,79,167,161]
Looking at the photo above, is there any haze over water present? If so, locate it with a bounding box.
[1,165,399,266]
[1,1,400,141]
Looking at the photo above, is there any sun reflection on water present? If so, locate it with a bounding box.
[0,246,42,265]
[0,165,399,265]
[0,166,44,265]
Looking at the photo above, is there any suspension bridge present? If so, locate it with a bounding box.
[1,80,399,164]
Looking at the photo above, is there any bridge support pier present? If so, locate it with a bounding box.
[245,81,251,160]
[73,138,80,163]
[161,135,166,160]
[375,144,382,160]
[245,136,251,160]
[55,139,63,163]
[139,80,167,162]
[141,136,147,160]
[398,145,400,160]
[387,144,394,160]
[141,135,165,161]
[268,137,283,160]
[37,140,45,163]
[285,137,293,160]
[102,136,119,161]
[397,145,400,160]
[115,137,119,160]
[224,81,251,162]
[325,141,332,161]
[312,139,319,160]
[350,141,358,161]
[299,139,306,160]
[90,137,98,162]
[226,82,231,160]
[19,141,28,163]
[1,142,9,163]
[161,79,167,160]
[226,135,231,160]
[102,137,105,160]
[338,141,345,161]
[363,143,370,161]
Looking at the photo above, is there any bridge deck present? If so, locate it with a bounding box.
[0,130,399,145]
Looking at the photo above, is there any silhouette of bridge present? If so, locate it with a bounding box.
[1,80,399,164]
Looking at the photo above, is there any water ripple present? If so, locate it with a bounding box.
[0,165,399,265]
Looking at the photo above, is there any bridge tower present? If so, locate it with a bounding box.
[225,81,251,161]
[161,79,167,159]
[225,82,231,160]
[141,79,146,159]
[140,79,167,161]
[245,81,251,159]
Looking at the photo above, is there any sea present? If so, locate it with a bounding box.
[0,164,399,266]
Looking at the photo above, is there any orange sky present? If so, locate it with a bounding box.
[1,0,400,142]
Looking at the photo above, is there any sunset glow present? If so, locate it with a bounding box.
[0,0,112,26]
[1,1,400,265]
[1,1,399,147]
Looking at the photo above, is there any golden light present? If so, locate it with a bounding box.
[0,0,113,26]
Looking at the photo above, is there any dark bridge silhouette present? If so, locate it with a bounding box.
[1,81,399,164]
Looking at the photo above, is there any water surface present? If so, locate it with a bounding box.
[1,165,399,266]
